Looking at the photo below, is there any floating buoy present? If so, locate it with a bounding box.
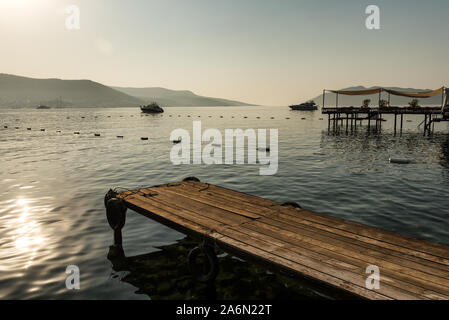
[141,137,148,140]
[40,129,45,131]
[169,115,172,117]
[270,117,275,119]
[81,116,85,119]
[27,128,31,130]
[94,133,101,137]
[67,117,70,119]
[256,117,260,119]
[15,127,19,129]
[74,132,80,134]
[120,116,123,117]
[172,139,181,144]
[319,118,324,120]
[117,135,124,138]
[220,116,223,118]
[244,116,248,118]
[198,116,201,117]
[4,126,8,128]
[107,116,111,118]
[187,115,191,117]
[231,116,234,118]
[208,116,212,118]
[389,157,411,164]
[301,117,306,120]
[56,130,61,133]
[285,117,290,119]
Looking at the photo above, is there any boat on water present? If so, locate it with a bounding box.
[36,105,51,109]
[289,100,318,111]
[140,102,164,113]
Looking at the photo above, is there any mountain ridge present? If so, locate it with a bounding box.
[0,74,254,108]
[113,86,255,107]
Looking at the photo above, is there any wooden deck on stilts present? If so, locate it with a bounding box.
[107,179,449,300]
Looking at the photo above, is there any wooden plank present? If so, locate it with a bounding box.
[153,183,449,278]
[128,189,443,298]
[114,181,449,300]
[131,188,449,298]
[244,220,449,298]
[119,193,394,299]
[168,184,449,290]
[179,181,449,262]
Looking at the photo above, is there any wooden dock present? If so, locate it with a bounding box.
[104,179,449,300]
[322,106,448,135]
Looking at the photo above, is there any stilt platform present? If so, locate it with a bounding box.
[322,106,447,135]
[104,178,449,300]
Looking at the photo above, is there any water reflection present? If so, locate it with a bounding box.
[320,131,448,173]
[107,237,341,300]
[0,197,47,272]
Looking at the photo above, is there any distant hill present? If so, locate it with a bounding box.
[113,86,255,107]
[0,74,144,108]
[311,86,445,107]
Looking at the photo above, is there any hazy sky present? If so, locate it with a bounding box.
[0,0,448,105]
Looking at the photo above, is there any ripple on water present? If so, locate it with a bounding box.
[1,107,449,299]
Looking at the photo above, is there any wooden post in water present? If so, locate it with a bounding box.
[351,113,354,132]
[368,112,371,132]
[354,113,358,131]
[400,113,403,134]
[346,113,349,134]
[394,113,397,134]
[423,114,427,136]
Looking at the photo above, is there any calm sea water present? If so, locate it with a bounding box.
[1,106,449,299]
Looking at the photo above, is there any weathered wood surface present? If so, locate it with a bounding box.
[116,180,449,300]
